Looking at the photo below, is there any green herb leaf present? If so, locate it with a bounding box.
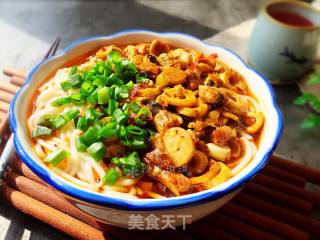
[301,115,320,128]
[111,152,145,178]
[307,71,320,85]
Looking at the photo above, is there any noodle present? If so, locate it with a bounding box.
[28,40,264,198]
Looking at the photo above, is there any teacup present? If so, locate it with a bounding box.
[248,0,320,85]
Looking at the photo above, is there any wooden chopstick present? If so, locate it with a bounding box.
[10,76,25,87]
[186,221,240,240]
[3,67,27,79]
[0,101,10,112]
[221,203,310,240]
[233,193,320,237]
[1,184,109,240]
[270,156,320,184]
[0,90,14,103]
[261,165,306,187]
[205,212,282,240]
[0,82,19,94]
[253,174,320,206]
[243,182,313,215]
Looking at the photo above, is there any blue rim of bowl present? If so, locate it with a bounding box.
[9,30,283,211]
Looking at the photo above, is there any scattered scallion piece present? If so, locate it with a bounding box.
[129,101,140,114]
[87,142,106,161]
[51,97,71,107]
[71,93,85,105]
[32,126,52,138]
[63,109,80,121]
[97,86,110,104]
[49,116,67,129]
[111,152,145,177]
[113,109,128,125]
[76,138,87,152]
[79,126,100,146]
[107,99,117,116]
[98,122,117,138]
[102,168,120,185]
[76,117,88,131]
[44,149,70,166]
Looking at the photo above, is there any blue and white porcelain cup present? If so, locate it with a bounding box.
[249,0,320,85]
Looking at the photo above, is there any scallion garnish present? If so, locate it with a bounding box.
[111,152,145,177]
[97,86,110,104]
[76,117,88,131]
[113,109,128,125]
[44,149,70,166]
[63,109,80,121]
[87,142,106,161]
[76,138,87,152]
[32,126,52,138]
[79,126,100,146]
[49,116,67,129]
[102,168,120,185]
[51,97,71,107]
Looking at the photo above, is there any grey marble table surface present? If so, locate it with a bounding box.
[0,0,319,239]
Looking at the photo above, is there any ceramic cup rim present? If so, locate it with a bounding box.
[262,0,320,31]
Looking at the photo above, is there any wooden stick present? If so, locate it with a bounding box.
[0,115,9,134]
[253,174,320,206]
[186,221,240,240]
[0,82,19,94]
[205,212,282,240]
[270,155,320,184]
[10,156,46,185]
[221,203,310,240]
[3,168,152,240]
[0,90,13,103]
[10,76,25,87]
[243,182,313,215]
[1,184,109,240]
[0,101,9,112]
[3,67,27,79]
[261,165,306,187]
[233,193,320,237]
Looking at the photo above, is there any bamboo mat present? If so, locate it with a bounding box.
[1,68,320,240]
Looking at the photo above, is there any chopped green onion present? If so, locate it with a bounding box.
[111,152,145,177]
[60,80,72,91]
[63,109,80,121]
[32,126,52,138]
[131,137,147,148]
[76,138,87,152]
[114,85,131,101]
[107,99,117,116]
[51,97,71,107]
[81,81,95,94]
[71,93,85,105]
[129,101,140,114]
[79,126,99,146]
[38,115,52,127]
[107,50,122,62]
[102,168,120,185]
[70,66,78,75]
[44,149,70,166]
[87,142,106,161]
[98,87,110,104]
[93,77,107,86]
[134,117,146,126]
[76,117,88,131]
[49,116,67,129]
[98,122,117,138]
[113,109,127,125]
[68,73,82,89]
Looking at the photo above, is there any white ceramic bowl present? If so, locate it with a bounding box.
[10,31,282,228]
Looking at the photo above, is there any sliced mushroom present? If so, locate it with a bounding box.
[207,143,231,162]
[163,127,195,167]
[156,66,187,87]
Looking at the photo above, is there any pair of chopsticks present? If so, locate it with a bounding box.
[0,37,61,180]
